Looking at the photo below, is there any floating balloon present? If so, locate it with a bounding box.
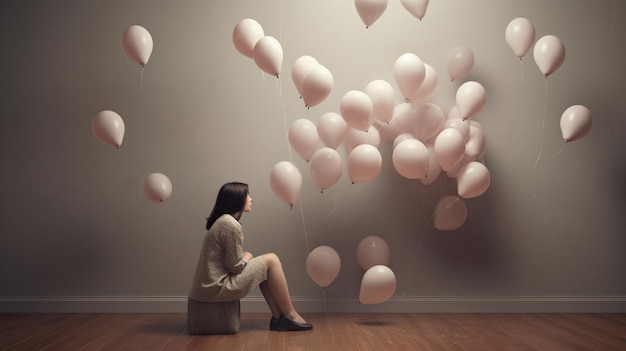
[232,18,264,58]
[301,65,334,108]
[253,36,283,77]
[310,148,343,191]
[410,63,438,101]
[121,25,153,66]
[455,81,487,120]
[270,161,302,208]
[366,79,395,123]
[447,46,474,82]
[505,17,536,59]
[291,55,319,97]
[457,161,490,199]
[92,110,125,149]
[356,236,390,271]
[444,118,470,142]
[343,125,380,154]
[340,90,373,132]
[393,53,426,101]
[355,0,388,28]
[400,0,429,20]
[533,35,566,77]
[465,124,486,160]
[421,146,442,186]
[288,119,319,162]
[392,139,429,179]
[411,102,445,142]
[306,246,341,288]
[348,144,383,184]
[434,195,468,230]
[392,133,415,150]
[317,112,348,149]
[359,265,396,304]
[144,173,172,203]
[388,103,414,136]
[560,105,592,142]
[434,128,465,172]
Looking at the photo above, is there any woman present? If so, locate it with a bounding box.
[188,182,312,331]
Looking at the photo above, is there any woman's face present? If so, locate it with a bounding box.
[243,194,252,212]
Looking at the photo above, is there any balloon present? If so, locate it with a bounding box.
[359,265,396,304]
[356,236,390,271]
[270,161,302,207]
[310,148,343,191]
[533,35,566,77]
[434,195,468,230]
[409,63,438,101]
[317,112,347,149]
[560,105,592,142]
[232,18,264,58]
[301,65,334,108]
[411,102,445,142]
[455,81,486,120]
[465,124,486,160]
[253,36,283,77]
[92,110,125,149]
[288,119,319,162]
[343,125,380,154]
[348,144,383,184]
[421,145,442,186]
[447,105,461,120]
[400,0,429,20]
[446,154,472,179]
[447,46,474,82]
[121,25,153,66]
[392,133,414,150]
[505,17,536,59]
[434,128,465,172]
[388,102,414,135]
[354,0,388,28]
[340,90,373,132]
[444,118,470,142]
[457,161,490,199]
[306,246,341,288]
[291,55,319,97]
[365,79,395,123]
[143,173,172,203]
[392,139,429,179]
[393,53,425,101]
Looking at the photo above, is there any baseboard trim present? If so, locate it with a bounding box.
[1,296,625,313]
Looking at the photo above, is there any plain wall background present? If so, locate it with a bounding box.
[1,0,625,312]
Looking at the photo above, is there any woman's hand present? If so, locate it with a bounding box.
[243,251,254,260]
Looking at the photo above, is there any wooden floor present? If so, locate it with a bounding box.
[1,313,625,350]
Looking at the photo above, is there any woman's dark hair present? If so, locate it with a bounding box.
[206,182,249,230]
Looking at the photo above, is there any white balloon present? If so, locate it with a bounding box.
[447,46,474,82]
[121,25,153,66]
[340,90,373,132]
[306,246,341,288]
[421,145,442,186]
[317,112,347,149]
[434,128,465,172]
[434,195,468,230]
[143,173,172,203]
[366,79,395,123]
[359,265,396,304]
[253,36,283,77]
[560,105,593,142]
[457,161,490,198]
[392,139,429,179]
[92,110,125,149]
[444,118,471,142]
[409,63,438,101]
[356,236,390,271]
[232,18,264,58]
[301,65,334,108]
[343,125,380,155]
[348,144,383,184]
[411,102,445,142]
[310,148,343,191]
[465,125,486,160]
[392,133,415,150]
[400,0,429,20]
[355,0,388,28]
[533,35,566,77]
[505,17,536,59]
[292,55,319,97]
[393,53,425,101]
[388,102,414,135]
[288,119,319,162]
[270,161,302,207]
[455,81,487,120]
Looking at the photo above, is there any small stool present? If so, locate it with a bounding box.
[187,299,241,335]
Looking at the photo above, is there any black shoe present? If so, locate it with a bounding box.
[269,316,290,331]
[276,314,313,331]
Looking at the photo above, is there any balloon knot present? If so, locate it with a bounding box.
[289,205,293,209]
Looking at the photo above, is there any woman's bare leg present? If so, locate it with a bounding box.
[261,253,307,324]
[259,281,281,318]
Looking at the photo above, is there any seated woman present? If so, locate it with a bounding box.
[188,181,312,331]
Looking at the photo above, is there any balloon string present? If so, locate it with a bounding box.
[297,196,310,254]
[532,78,549,171]
[322,287,328,317]
[279,79,293,162]
[520,59,526,129]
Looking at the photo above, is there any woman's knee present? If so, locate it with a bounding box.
[262,253,281,268]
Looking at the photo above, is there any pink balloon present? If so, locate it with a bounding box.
[457,161,490,199]
[447,46,474,82]
[388,102,414,136]
[447,105,461,120]
[392,133,414,150]
[288,119,319,162]
[505,17,536,59]
[444,118,470,142]
[434,195,467,230]
[348,144,383,184]
[340,90,373,132]
[232,18,264,59]
[392,139,429,179]
[270,161,302,207]
[121,25,153,66]
[359,265,396,304]
[394,53,425,101]
[400,0,429,20]
[465,124,486,160]
[306,246,341,288]
[421,145,442,186]
[560,105,592,142]
[92,110,125,149]
[365,79,395,123]
[253,36,283,77]
[343,125,380,154]
[409,63,438,101]
[411,102,445,142]
[143,173,172,203]
[310,148,343,191]
[446,154,472,179]
[317,112,348,149]
[301,65,334,108]
[533,35,566,77]
[356,236,390,271]
[434,128,465,172]
[291,55,319,97]
[455,81,487,120]
[355,0,388,28]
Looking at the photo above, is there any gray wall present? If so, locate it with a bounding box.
[1,0,625,312]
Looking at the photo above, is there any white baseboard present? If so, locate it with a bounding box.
[1,296,625,313]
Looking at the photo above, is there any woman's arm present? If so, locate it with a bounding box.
[221,221,248,274]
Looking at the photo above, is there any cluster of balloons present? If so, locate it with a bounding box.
[233,19,283,77]
[355,0,430,28]
[505,17,593,142]
[92,25,173,204]
[305,236,396,304]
